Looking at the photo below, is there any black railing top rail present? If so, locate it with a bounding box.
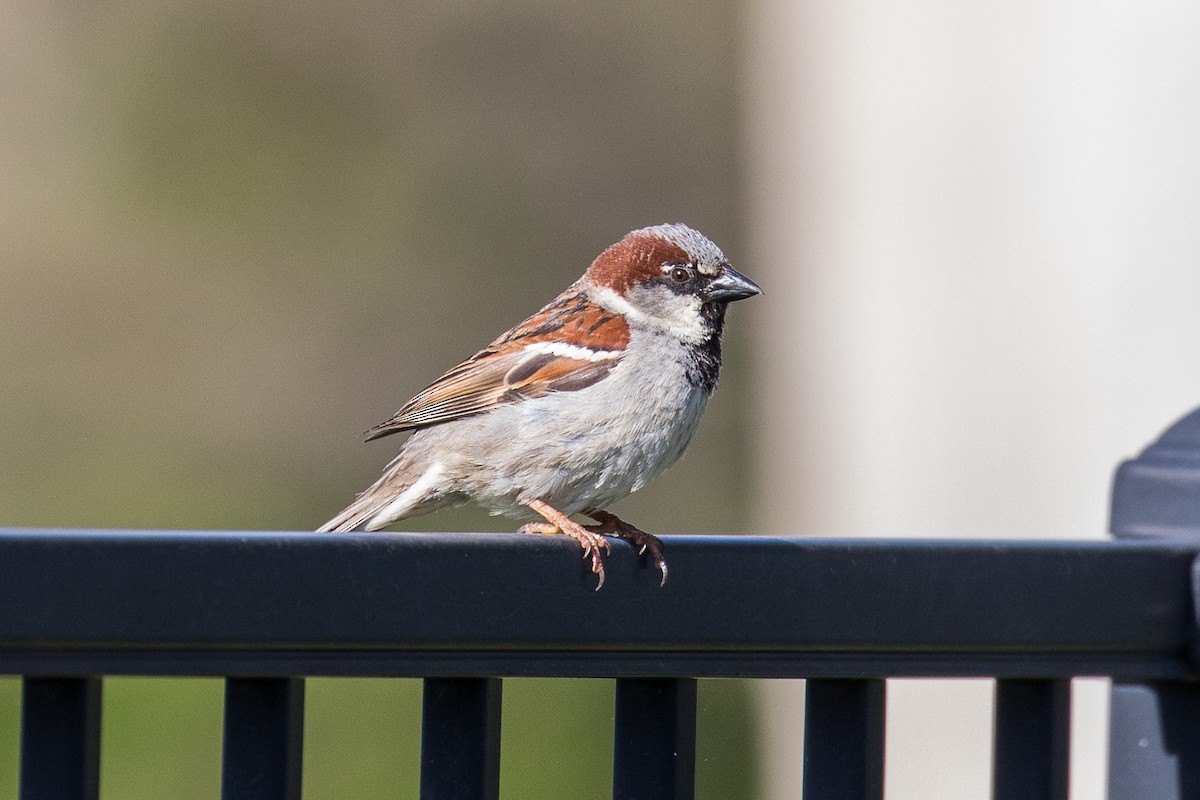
[1,529,1196,681]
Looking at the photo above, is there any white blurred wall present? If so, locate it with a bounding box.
[743,1,1200,798]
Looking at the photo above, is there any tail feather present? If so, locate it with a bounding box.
[315,492,386,533]
[316,461,448,533]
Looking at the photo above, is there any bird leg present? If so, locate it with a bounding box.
[521,499,613,590]
[583,508,668,587]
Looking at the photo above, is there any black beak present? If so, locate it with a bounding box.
[703,266,762,303]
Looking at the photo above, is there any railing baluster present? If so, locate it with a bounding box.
[612,677,697,800]
[993,678,1070,800]
[221,677,305,800]
[420,677,502,800]
[803,678,885,800]
[20,677,102,800]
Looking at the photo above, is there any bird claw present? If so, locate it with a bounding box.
[520,511,610,590]
[553,525,608,590]
[579,528,612,590]
[584,509,669,587]
[523,501,667,589]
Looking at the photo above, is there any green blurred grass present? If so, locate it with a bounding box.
[1,0,755,794]
[0,677,754,799]
[0,681,15,800]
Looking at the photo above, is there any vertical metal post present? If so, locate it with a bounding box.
[221,677,305,800]
[802,679,885,800]
[20,677,102,800]
[993,679,1070,800]
[612,678,697,800]
[1109,406,1200,800]
[420,678,502,800]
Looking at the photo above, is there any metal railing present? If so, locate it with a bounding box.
[2,531,1197,800]
[4,406,1200,800]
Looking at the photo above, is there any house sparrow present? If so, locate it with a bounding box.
[319,223,760,589]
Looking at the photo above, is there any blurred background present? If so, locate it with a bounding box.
[2,0,1199,798]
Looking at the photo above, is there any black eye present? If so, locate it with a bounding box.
[668,265,692,283]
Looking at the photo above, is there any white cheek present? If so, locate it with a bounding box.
[627,286,706,343]
[590,286,646,323]
[592,285,705,343]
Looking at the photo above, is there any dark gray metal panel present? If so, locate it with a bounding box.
[802,679,884,800]
[1112,406,1200,540]
[420,678,501,800]
[1110,407,1200,799]
[1109,682,1200,800]
[0,531,1196,680]
[612,678,697,800]
[19,677,101,800]
[221,678,304,800]
[993,679,1070,800]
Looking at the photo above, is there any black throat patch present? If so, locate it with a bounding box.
[684,303,727,394]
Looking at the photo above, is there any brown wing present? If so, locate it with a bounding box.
[364,286,630,441]
[363,344,621,440]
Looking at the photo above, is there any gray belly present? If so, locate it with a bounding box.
[447,373,709,516]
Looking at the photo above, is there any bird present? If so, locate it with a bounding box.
[318,223,761,589]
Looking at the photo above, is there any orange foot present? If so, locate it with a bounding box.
[522,499,613,590]
[583,508,668,587]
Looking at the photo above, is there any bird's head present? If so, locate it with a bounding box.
[583,223,761,344]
